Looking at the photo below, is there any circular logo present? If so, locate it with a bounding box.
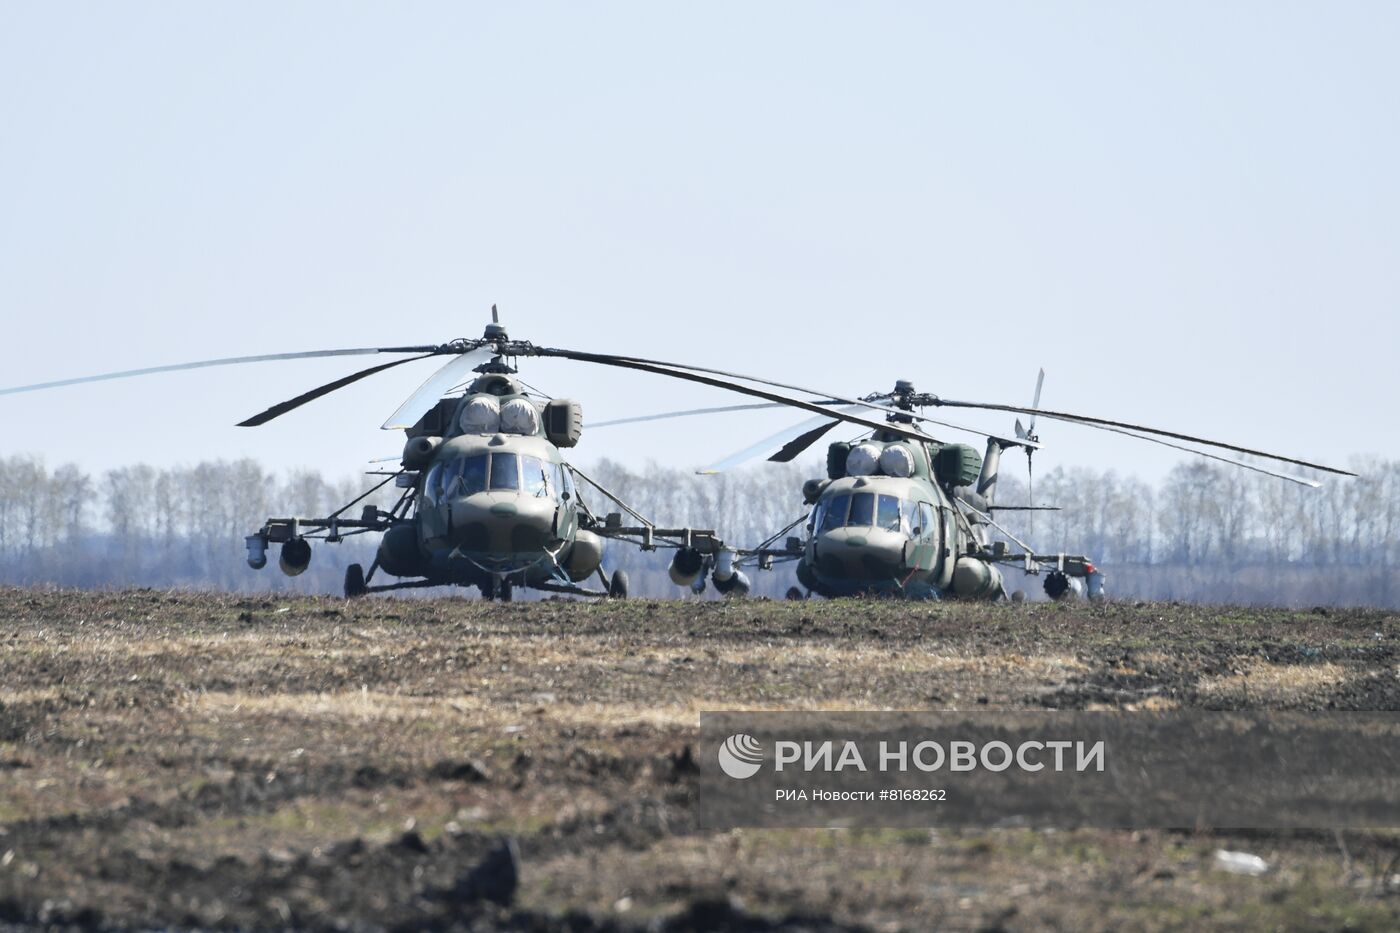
[717,733,764,779]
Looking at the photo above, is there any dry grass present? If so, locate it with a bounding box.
[0,588,1397,931]
[1198,660,1354,702]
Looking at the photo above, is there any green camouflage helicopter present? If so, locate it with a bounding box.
[0,313,707,600]
[591,368,1355,602]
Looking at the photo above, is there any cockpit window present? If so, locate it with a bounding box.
[551,462,576,500]
[521,456,549,497]
[819,494,850,532]
[918,502,935,539]
[423,454,489,501]
[818,491,915,533]
[904,499,921,536]
[489,452,519,491]
[877,494,901,532]
[461,454,488,496]
[848,492,875,527]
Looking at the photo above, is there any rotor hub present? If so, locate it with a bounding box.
[473,357,518,375]
[888,380,918,414]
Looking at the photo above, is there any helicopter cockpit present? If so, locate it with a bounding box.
[811,490,936,539]
[422,452,573,505]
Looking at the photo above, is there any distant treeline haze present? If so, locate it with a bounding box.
[0,454,1396,607]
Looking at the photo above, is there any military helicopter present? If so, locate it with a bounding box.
[589,368,1355,602]
[0,312,723,600]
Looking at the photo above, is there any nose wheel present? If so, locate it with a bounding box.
[344,563,368,599]
[479,577,515,602]
[608,570,630,599]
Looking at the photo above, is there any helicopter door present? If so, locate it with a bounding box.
[935,503,956,589]
[549,461,577,542]
[905,501,940,571]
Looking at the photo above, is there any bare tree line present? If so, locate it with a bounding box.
[985,457,1400,606]
[0,453,1397,606]
[0,456,392,594]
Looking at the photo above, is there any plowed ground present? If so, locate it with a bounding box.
[2,589,1398,931]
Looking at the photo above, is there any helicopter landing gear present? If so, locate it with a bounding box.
[480,577,514,602]
[785,586,806,601]
[344,563,367,599]
[608,570,629,599]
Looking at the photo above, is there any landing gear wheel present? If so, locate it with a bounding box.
[785,586,805,601]
[608,570,629,599]
[480,579,514,602]
[344,563,367,599]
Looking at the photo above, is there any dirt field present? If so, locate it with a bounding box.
[1,588,1398,931]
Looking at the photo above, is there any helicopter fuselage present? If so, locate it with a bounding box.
[793,434,1004,600]
[411,433,597,586]
[799,474,955,598]
[247,359,726,600]
[373,380,605,594]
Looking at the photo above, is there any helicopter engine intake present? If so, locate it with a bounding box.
[402,436,440,470]
[499,398,540,435]
[878,445,914,478]
[459,397,501,435]
[846,443,880,476]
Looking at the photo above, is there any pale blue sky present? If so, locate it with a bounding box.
[1,3,1395,484]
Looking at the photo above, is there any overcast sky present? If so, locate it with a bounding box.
[1,3,1395,488]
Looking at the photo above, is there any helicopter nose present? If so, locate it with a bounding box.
[812,527,905,580]
[448,492,558,553]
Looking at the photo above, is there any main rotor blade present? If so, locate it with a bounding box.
[0,345,439,398]
[699,406,867,474]
[587,400,845,429]
[530,348,933,444]
[545,348,1349,478]
[532,348,1011,450]
[541,350,1012,446]
[770,420,844,463]
[563,352,968,436]
[1052,416,1322,487]
[932,399,1354,477]
[382,347,495,430]
[238,354,437,427]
